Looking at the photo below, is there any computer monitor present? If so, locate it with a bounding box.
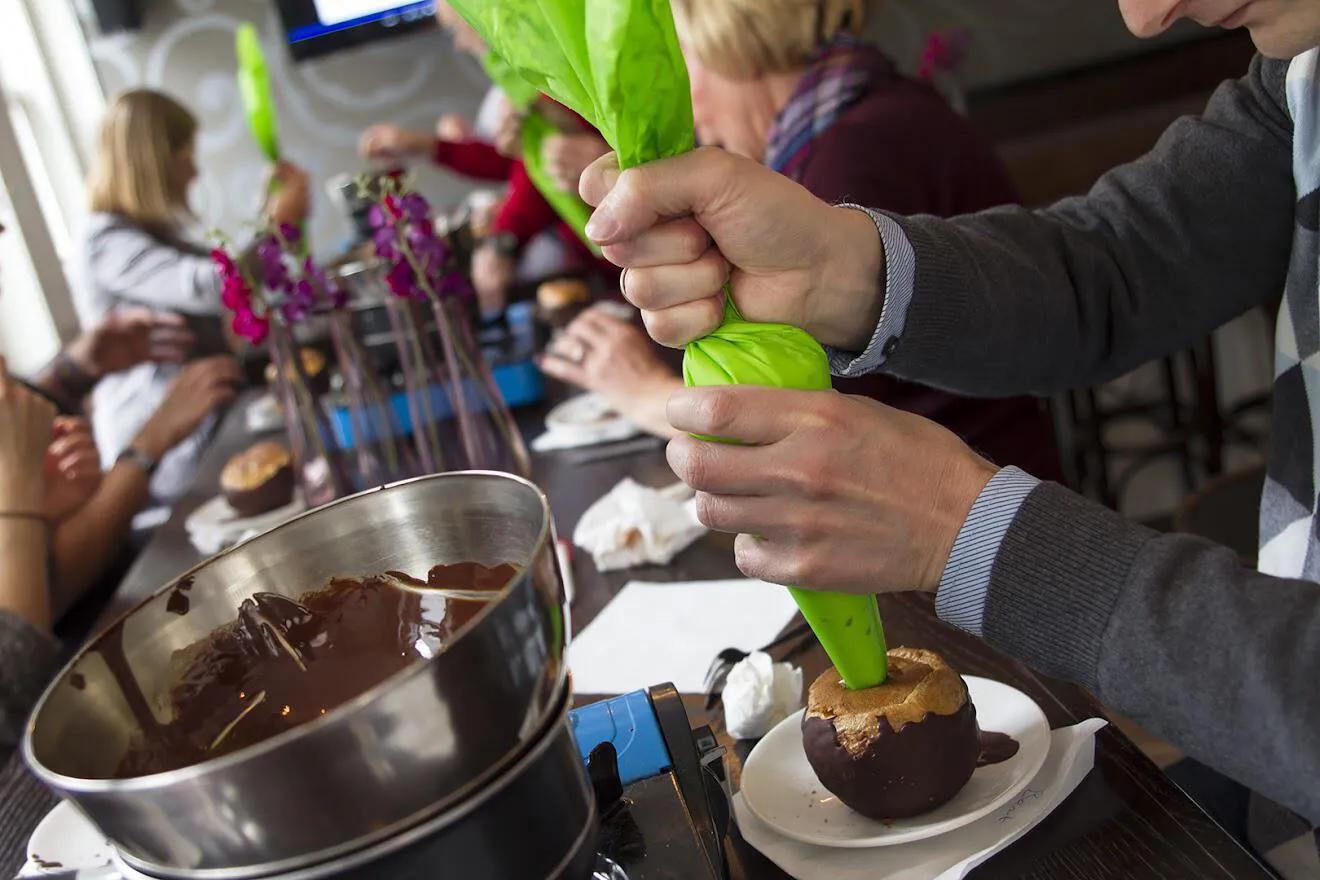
[276,0,436,61]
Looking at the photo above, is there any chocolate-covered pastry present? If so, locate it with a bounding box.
[802,648,979,820]
[265,347,331,397]
[220,441,295,519]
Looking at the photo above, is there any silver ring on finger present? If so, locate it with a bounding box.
[556,336,587,364]
[619,267,630,301]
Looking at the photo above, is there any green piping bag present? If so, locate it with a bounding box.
[448,0,888,689]
[235,24,280,163]
[684,301,888,689]
[520,113,598,253]
[480,50,598,253]
[482,51,540,111]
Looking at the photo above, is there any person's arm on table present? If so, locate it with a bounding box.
[538,307,682,438]
[0,361,60,747]
[47,357,239,618]
[28,308,195,414]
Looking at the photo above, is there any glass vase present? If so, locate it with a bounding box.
[384,296,530,477]
[326,309,413,488]
[267,319,351,507]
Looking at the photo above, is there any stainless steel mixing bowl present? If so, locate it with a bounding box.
[23,471,569,878]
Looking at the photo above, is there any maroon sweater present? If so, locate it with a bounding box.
[794,55,1062,479]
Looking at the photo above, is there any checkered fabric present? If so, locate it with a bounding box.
[1261,51,1320,579]
[1251,49,1320,875]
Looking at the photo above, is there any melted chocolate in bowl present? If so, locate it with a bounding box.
[111,562,520,779]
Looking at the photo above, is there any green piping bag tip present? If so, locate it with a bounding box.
[790,588,888,690]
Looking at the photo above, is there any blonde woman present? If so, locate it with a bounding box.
[76,89,309,503]
[543,0,1060,479]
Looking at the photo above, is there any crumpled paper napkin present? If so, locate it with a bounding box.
[572,478,705,571]
[735,718,1108,880]
[724,651,804,740]
[244,392,284,434]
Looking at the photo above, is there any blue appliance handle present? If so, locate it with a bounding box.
[569,690,673,787]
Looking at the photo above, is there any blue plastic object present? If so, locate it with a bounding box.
[327,358,544,449]
[569,690,672,787]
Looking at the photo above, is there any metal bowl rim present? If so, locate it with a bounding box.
[22,469,555,794]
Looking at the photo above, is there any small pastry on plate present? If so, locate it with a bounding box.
[802,647,980,821]
[220,440,295,519]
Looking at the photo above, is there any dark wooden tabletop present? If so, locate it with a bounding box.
[0,391,1271,880]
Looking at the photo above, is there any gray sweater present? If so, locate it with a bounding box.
[872,54,1319,833]
[73,213,225,504]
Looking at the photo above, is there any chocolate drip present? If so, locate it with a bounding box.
[110,561,519,779]
[977,730,1020,767]
[166,576,195,617]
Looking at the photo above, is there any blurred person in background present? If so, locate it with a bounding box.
[360,0,613,312]
[542,0,1060,479]
[77,88,309,504]
[0,351,236,751]
[5,215,239,617]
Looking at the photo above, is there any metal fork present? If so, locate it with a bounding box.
[703,621,816,711]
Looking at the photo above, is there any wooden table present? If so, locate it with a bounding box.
[0,393,1271,880]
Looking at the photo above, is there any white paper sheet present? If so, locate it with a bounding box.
[568,579,801,695]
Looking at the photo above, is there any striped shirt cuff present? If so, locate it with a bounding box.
[935,467,1041,637]
[825,206,917,378]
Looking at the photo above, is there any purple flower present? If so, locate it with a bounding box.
[282,299,310,323]
[372,227,400,262]
[257,237,291,293]
[386,261,422,300]
[399,192,430,222]
[406,220,448,263]
[327,283,349,309]
[278,223,302,245]
[368,183,463,303]
[293,278,317,307]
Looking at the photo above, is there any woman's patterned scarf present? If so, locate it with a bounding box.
[764,35,890,181]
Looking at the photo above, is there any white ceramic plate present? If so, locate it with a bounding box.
[21,799,115,876]
[545,393,630,432]
[538,393,641,450]
[740,676,1050,848]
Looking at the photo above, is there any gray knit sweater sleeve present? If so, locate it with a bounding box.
[854,53,1320,824]
[986,484,1320,826]
[0,612,59,749]
[879,55,1293,397]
